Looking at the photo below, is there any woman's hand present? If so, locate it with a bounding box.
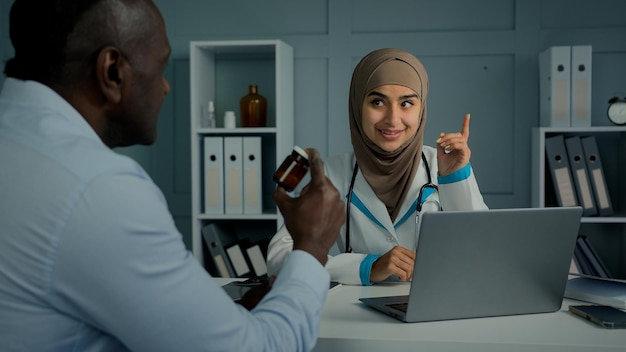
[370,246,416,283]
[436,113,471,176]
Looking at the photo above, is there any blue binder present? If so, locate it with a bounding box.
[564,136,597,216]
[580,136,613,216]
[545,135,578,207]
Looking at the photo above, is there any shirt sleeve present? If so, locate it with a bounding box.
[50,171,329,352]
[268,224,371,286]
[266,224,294,276]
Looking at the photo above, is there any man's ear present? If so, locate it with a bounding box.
[95,46,127,104]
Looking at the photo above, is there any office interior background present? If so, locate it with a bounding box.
[1,0,625,275]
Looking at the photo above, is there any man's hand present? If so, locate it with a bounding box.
[273,148,345,265]
[236,276,276,310]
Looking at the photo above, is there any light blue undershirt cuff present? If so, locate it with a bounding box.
[438,163,471,184]
[360,254,381,286]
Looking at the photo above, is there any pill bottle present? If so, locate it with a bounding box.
[273,146,309,192]
[224,111,236,128]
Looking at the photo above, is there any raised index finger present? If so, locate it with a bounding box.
[461,113,471,138]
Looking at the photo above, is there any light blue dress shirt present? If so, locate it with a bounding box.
[0,78,329,352]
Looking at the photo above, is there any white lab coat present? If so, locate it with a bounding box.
[267,146,488,285]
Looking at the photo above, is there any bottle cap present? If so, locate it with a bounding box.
[208,101,215,112]
[293,145,308,160]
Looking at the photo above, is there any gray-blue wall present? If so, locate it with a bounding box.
[2,0,626,249]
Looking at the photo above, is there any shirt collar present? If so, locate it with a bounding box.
[0,77,103,145]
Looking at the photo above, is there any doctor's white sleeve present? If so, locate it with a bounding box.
[267,225,367,285]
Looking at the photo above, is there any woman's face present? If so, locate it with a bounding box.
[361,84,422,152]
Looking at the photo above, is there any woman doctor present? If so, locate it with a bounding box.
[267,48,488,285]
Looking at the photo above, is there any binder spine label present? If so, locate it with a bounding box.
[554,167,577,207]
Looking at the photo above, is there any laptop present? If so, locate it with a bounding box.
[359,207,583,323]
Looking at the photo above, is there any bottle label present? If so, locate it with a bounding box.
[278,161,298,183]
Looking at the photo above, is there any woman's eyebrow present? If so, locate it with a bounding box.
[367,91,388,99]
[367,91,419,100]
[400,93,419,100]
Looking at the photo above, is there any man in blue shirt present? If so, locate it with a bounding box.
[0,0,345,351]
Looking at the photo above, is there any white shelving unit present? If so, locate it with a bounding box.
[189,40,294,269]
[531,126,626,277]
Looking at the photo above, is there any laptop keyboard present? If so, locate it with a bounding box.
[388,302,408,312]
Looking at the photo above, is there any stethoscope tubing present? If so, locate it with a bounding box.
[345,153,437,253]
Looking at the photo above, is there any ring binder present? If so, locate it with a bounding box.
[570,46,592,127]
[564,136,597,216]
[224,137,244,214]
[203,137,224,214]
[201,224,236,277]
[545,135,578,207]
[539,46,571,127]
[580,136,613,216]
[242,136,262,214]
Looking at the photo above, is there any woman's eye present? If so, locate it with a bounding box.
[371,99,384,107]
[401,101,414,108]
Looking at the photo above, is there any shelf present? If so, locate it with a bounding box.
[198,213,278,221]
[531,127,625,217]
[189,40,294,271]
[196,127,277,135]
[531,126,626,278]
[537,126,626,133]
[581,216,626,224]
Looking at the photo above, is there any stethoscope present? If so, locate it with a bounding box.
[344,152,439,253]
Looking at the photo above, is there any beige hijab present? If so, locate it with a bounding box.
[349,48,429,221]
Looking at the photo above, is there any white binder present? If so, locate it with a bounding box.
[539,46,571,127]
[226,242,251,277]
[224,137,243,214]
[203,137,224,214]
[246,243,268,276]
[570,46,592,127]
[242,136,262,214]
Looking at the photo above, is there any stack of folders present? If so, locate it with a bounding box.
[572,235,612,279]
[539,46,592,127]
[566,277,626,310]
[545,134,613,216]
[201,223,269,278]
[203,136,263,215]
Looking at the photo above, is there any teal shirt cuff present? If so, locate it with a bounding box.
[438,163,471,184]
[360,254,381,286]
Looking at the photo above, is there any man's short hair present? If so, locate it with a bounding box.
[4,0,102,83]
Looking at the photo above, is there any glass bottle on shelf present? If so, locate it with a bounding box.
[240,84,267,127]
[202,101,216,128]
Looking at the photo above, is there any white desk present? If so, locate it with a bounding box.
[314,282,626,352]
[215,279,625,351]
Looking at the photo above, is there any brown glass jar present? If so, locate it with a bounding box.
[240,84,267,127]
[273,146,309,192]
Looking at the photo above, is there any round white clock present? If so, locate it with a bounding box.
[608,96,626,125]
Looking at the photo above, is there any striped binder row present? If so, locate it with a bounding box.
[573,235,612,279]
[201,223,268,278]
[203,136,263,215]
[544,134,613,216]
[539,46,592,127]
